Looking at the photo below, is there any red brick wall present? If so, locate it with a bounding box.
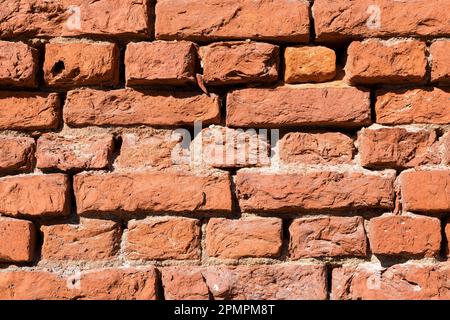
[0,0,449,300]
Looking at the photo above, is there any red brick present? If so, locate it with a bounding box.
[74,171,232,215]
[155,0,310,42]
[227,86,371,128]
[400,171,450,213]
[0,136,35,173]
[430,40,450,84]
[200,41,279,85]
[41,218,121,261]
[0,92,60,131]
[279,132,354,165]
[125,217,201,260]
[191,126,270,169]
[125,41,197,86]
[358,128,440,168]
[345,40,427,85]
[375,88,450,125]
[0,0,150,38]
[0,174,69,217]
[64,88,220,127]
[446,221,450,257]
[0,217,36,263]
[36,130,114,171]
[314,0,450,42]
[236,171,395,213]
[443,133,450,165]
[0,41,38,87]
[206,217,282,259]
[44,41,119,87]
[0,268,158,300]
[332,263,450,300]
[284,46,336,83]
[161,264,328,300]
[161,267,210,300]
[289,216,366,259]
[369,215,441,257]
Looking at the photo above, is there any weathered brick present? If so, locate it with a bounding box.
[125,217,201,261]
[74,171,232,215]
[446,221,450,257]
[346,40,427,85]
[125,41,197,86]
[41,218,120,261]
[0,0,150,38]
[368,215,441,257]
[0,174,69,217]
[332,263,450,300]
[375,88,450,125]
[236,171,395,213]
[162,264,328,300]
[44,41,119,87]
[284,46,336,83]
[0,41,38,87]
[443,133,450,165]
[279,132,354,165]
[0,136,35,173]
[0,268,158,300]
[191,126,270,169]
[0,92,60,131]
[358,128,440,168]
[227,86,371,128]
[200,41,279,85]
[0,217,36,263]
[64,88,220,127]
[430,40,450,84]
[155,0,310,42]
[314,0,450,42]
[36,130,114,171]
[400,171,450,213]
[289,216,366,259]
[206,217,282,259]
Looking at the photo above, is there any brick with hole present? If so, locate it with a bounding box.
[227,86,371,128]
[332,263,450,300]
[358,128,440,169]
[345,40,427,85]
[0,217,36,263]
[368,215,441,258]
[41,218,121,261]
[0,174,69,217]
[161,264,328,300]
[125,41,197,86]
[314,0,450,42]
[0,136,35,174]
[0,92,60,131]
[236,171,395,213]
[44,41,119,87]
[36,130,114,171]
[375,88,450,125]
[284,46,336,83]
[0,0,150,38]
[155,0,310,42]
[74,171,232,215]
[0,267,159,300]
[430,40,450,84]
[289,216,366,259]
[400,171,450,213]
[200,41,279,85]
[125,217,201,261]
[64,88,220,127]
[279,132,354,165]
[191,126,270,169]
[206,217,282,259]
[0,41,38,87]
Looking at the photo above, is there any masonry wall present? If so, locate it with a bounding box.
[0,0,449,300]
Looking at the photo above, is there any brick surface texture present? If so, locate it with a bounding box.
[0,0,448,301]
